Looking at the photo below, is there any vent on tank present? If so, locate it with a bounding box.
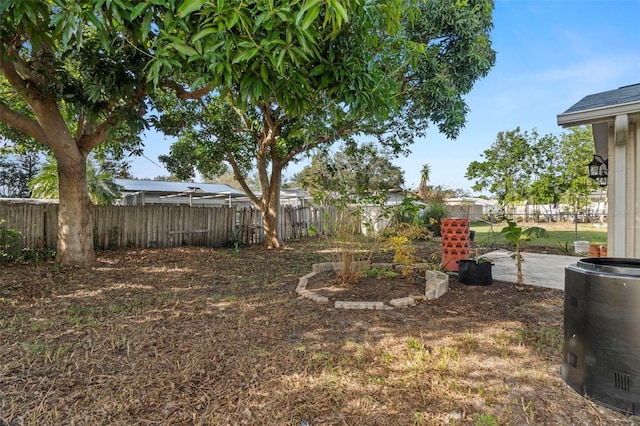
[615,372,631,392]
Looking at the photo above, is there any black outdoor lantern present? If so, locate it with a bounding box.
[597,170,608,188]
[588,155,608,187]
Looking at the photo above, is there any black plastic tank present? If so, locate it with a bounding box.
[563,258,640,414]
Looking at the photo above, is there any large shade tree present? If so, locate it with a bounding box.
[537,126,599,228]
[465,127,538,210]
[465,126,598,216]
[152,0,496,247]
[0,1,150,265]
[557,127,600,211]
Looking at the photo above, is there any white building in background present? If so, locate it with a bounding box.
[443,197,498,220]
[557,83,640,258]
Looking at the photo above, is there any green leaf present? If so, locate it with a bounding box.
[253,79,263,100]
[178,0,205,18]
[301,4,321,29]
[523,227,549,239]
[192,27,218,42]
[232,47,259,63]
[23,3,36,23]
[112,0,127,12]
[142,10,153,36]
[260,63,269,82]
[128,3,146,20]
[172,42,198,57]
[331,0,349,26]
[276,49,287,72]
[300,0,322,14]
[226,11,239,28]
[86,12,101,29]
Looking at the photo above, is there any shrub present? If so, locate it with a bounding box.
[0,220,24,263]
[420,202,450,235]
[0,220,56,264]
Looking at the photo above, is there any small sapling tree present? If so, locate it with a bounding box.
[500,219,549,285]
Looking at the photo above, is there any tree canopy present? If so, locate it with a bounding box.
[0,1,153,265]
[294,143,405,199]
[465,126,599,210]
[1,0,496,261]
[153,0,496,247]
[465,127,535,207]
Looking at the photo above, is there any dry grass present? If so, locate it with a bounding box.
[0,239,634,425]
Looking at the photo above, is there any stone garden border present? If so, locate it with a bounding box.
[296,262,449,310]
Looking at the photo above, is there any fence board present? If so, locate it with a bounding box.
[1,201,334,251]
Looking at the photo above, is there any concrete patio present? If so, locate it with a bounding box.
[483,250,580,290]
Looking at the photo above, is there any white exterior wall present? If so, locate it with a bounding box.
[607,121,639,257]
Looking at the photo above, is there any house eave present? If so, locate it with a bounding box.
[557,100,640,128]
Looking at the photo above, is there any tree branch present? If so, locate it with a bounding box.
[163,80,212,100]
[281,120,360,164]
[77,123,109,156]
[225,151,261,207]
[0,51,30,97]
[228,99,252,131]
[0,101,47,142]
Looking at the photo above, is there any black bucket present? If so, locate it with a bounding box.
[458,259,492,285]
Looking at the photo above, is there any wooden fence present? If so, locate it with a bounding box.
[0,201,57,249]
[0,200,333,250]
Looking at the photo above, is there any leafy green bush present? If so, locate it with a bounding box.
[20,247,57,263]
[0,220,56,263]
[0,220,24,263]
[419,202,450,235]
[363,267,400,279]
[392,196,422,225]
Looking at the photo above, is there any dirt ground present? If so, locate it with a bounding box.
[0,238,636,425]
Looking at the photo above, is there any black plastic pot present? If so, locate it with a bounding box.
[458,259,492,285]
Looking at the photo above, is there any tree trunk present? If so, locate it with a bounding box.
[56,151,95,267]
[263,207,281,249]
[573,198,579,238]
[262,165,283,249]
[516,252,523,285]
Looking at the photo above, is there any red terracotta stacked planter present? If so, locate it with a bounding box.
[440,218,470,272]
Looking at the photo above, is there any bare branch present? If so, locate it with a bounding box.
[281,120,360,164]
[0,52,30,96]
[77,123,109,156]
[0,101,47,142]
[163,81,212,100]
[225,152,262,207]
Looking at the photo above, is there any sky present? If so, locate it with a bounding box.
[130,0,640,194]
